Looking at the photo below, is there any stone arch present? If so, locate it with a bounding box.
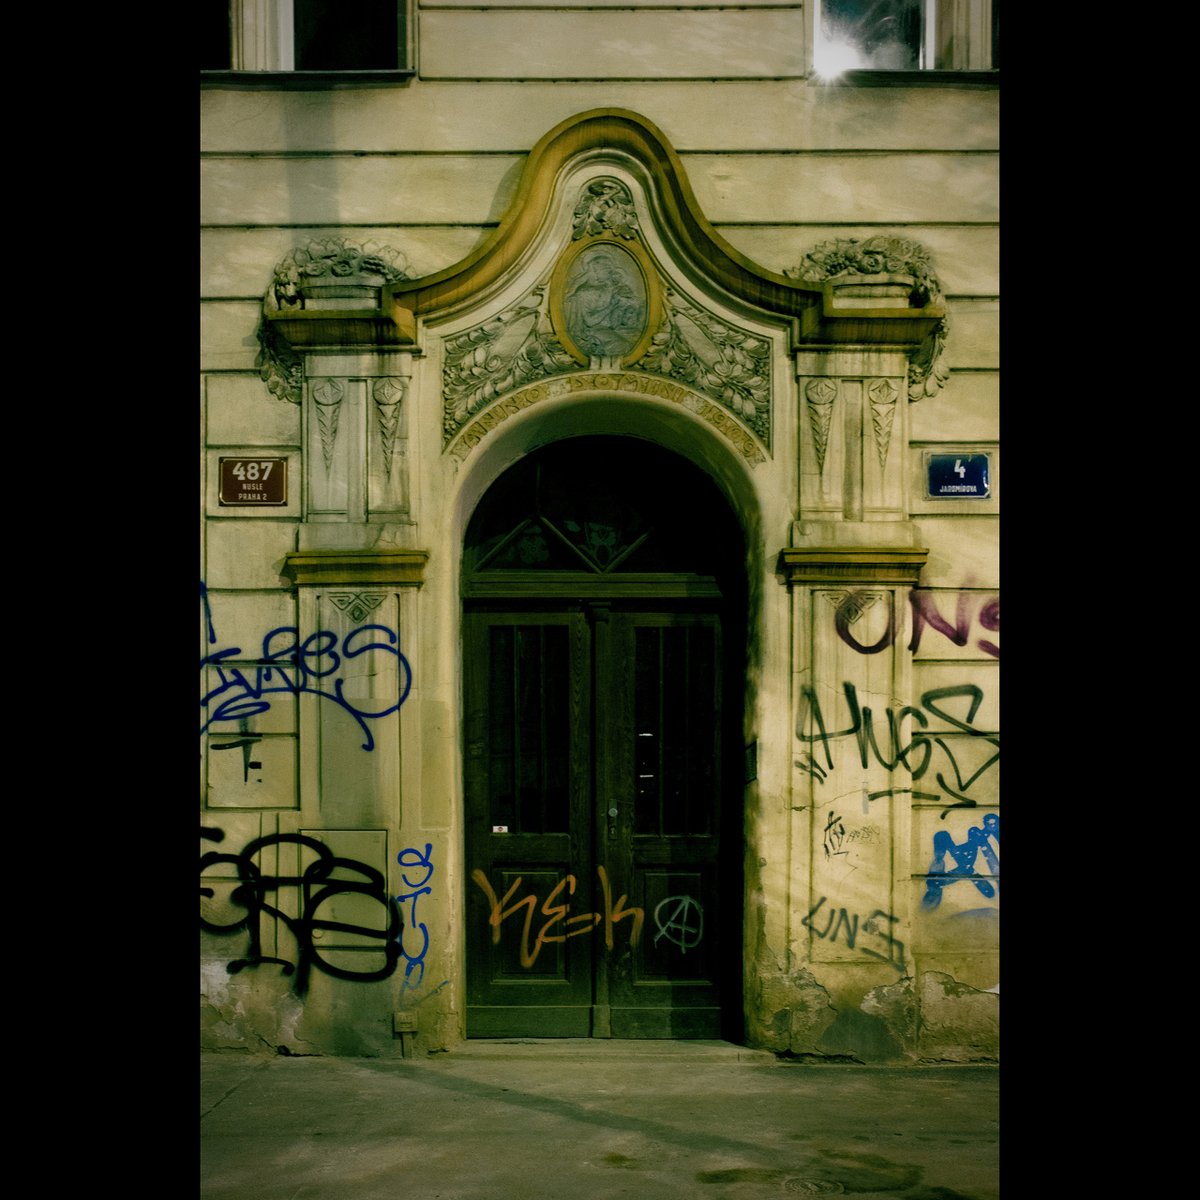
[449,381,765,568]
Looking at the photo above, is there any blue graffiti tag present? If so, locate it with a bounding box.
[394,843,435,999]
[200,583,413,752]
[921,812,999,910]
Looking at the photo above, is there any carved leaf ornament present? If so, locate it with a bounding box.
[637,296,771,443]
[442,287,578,439]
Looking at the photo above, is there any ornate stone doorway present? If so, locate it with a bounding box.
[462,435,746,1038]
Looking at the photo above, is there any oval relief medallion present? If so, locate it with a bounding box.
[565,243,646,357]
[551,238,660,366]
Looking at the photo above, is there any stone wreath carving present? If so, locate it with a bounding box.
[572,178,640,240]
[257,322,304,405]
[268,237,411,311]
[635,293,772,444]
[257,238,413,404]
[442,285,578,441]
[785,236,949,401]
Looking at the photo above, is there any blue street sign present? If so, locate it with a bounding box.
[927,453,990,499]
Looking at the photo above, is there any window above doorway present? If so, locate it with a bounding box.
[201,0,415,84]
[813,0,998,80]
[462,438,746,601]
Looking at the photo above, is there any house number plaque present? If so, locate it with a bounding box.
[218,457,288,506]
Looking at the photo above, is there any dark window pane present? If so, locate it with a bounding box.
[820,0,921,70]
[295,0,401,70]
[635,629,662,835]
[488,628,516,830]
[661,629,688,834]
[636,626,717,836]
[464,436,745,589]
[489,625,570,834]
[540,629,570,832]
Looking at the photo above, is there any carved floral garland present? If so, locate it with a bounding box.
[786,236,949,401]
[257,238,412,405]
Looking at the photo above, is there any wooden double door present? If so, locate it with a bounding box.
[464,602,740,1038]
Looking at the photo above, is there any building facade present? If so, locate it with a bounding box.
[201,1,999,1062]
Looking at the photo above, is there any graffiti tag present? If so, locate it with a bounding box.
[200,828,402,994]
[395,842,450,1003]
[200,582,413,752]
[795,682,999,817]
[922,812,999,910]
[653,896,704,953]
[802,896,906,972]
[832,589,999,659]
[470,865,644,968]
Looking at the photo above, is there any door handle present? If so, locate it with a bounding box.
[607,806,618,836]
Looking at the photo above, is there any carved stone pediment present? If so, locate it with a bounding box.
[260,111,943,360]
[258,111,948,472]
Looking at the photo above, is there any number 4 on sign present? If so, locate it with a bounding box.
[954,459,966,478]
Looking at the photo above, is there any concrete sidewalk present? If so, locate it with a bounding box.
[200,1041,999,1200]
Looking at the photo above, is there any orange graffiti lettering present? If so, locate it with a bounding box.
[471,866,643,968]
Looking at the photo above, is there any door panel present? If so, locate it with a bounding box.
[465,606,732,1038]
[465,613,595,1035]
[603,613,724,1037]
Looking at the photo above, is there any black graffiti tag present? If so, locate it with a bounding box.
[200,829,402,995]
[796,681,999,817]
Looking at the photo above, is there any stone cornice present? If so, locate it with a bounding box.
[264,291,419,351]
[776,547,929,586]
[282,550,429,587]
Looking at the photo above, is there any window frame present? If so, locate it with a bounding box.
[811,0,998,82]
[201,0,416,86]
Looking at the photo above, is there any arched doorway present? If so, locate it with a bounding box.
[462,435,747,1039]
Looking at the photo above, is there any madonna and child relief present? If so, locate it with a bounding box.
[562,243,648,359]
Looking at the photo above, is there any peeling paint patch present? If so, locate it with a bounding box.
[917,971,1000,1062]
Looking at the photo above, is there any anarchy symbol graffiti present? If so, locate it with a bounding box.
[653,895,704,954]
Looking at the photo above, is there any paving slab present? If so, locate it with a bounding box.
[201,1041,1000,1200]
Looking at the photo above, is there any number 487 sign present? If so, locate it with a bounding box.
[218,457,288,506]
